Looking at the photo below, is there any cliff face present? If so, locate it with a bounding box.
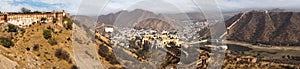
[226,11,300,46]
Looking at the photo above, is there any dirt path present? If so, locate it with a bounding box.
[0,54,18,69]
[72,25,106,69]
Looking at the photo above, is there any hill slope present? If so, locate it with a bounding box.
[226,11,300,46]
[133,18,175,31]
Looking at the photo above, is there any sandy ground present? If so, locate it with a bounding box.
[0,54,18,69]
[72,24,105,69]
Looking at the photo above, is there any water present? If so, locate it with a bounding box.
[226,44,253,51]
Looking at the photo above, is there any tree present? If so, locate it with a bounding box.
[48,38,58,45]
[43,29,52,39]
[0,38,14,48]
[8,24,17,32]
[63,17,73,30]
[52,18,58,23]
[41,17,47,23]
[21,7,31,13]
[55,48,71,62]
[65,21,73,30]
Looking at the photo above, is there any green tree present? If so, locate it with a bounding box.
[43,29,52,39]
[48,38,58,45]
[41,17,47,23]
[65,21,73,30]
[0,38,14,48]
[21,7,31,13]
[8,24,17,32]
[52,18,58,23]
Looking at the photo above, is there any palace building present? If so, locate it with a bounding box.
[0,10,69,26]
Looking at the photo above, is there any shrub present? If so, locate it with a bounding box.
[0,38,14,48]
[48,38,58,46]
[65,21,73,30]
[43,29,52,39]
[98,44,120,64]
[33,44,39,51]
[63,17,73,30]
[71,65,78,69]
[52,18,58,23]
[20,29,26,35]
[8,24,17,32]
[41,17,47,23]
[55,48,71,62]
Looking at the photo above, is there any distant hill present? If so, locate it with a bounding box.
[98,9,166,25]
[134,18,175,31]
[97,9,178,29]
[226,10,300,46]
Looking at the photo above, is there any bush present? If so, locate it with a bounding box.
[41,17,47,23]
[48,38,58,45]
[52,18,58,23]
[98,44,120,64]
[63,17,73,30]
[55,48,71,62]
[8,24,17,32]
[43,29,52,39]
[20,29,26,35]
[65,21,73,30]
[71,65,78,69]
[33,44,39,51]
[0,38,14,48]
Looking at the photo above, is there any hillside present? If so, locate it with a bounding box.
[98,9,175,28]
[226,11,300,46]
[98,9,158,24]
[0,22,74,68]
[133,18,175,31]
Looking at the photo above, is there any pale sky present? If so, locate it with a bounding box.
[0,0,299,15]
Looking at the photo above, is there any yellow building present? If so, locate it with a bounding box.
[0,10,69,26]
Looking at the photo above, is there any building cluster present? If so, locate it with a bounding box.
[0,10,69,26]
[127,30,183,49]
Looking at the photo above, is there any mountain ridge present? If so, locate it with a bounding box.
[226,11,300,46]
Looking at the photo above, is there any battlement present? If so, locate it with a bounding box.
[0,10,69,26]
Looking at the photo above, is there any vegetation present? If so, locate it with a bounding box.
[20,28,26,35]
[41,17,47,23]
[33,44,39,51]
[43,29,52,39]
[48,38,58,46]
[63,16,73,30]
[71,65,78,69]
[98,44,120,64]
[55,48,72,63]
[52,18,58,23]
[21,7,31,13]
[8,24,17,32]
[0,37,14,48]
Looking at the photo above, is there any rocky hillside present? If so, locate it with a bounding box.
[98,9,157,24]
[0,21,75,68]
[98,9,175,27]
[226,11,300,46]
[133,18,175,31]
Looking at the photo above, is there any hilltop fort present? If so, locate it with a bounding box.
[0,10,69,27]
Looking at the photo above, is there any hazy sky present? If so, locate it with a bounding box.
[0,0,299,15]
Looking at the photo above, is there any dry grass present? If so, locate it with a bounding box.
[0,22,74,68]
